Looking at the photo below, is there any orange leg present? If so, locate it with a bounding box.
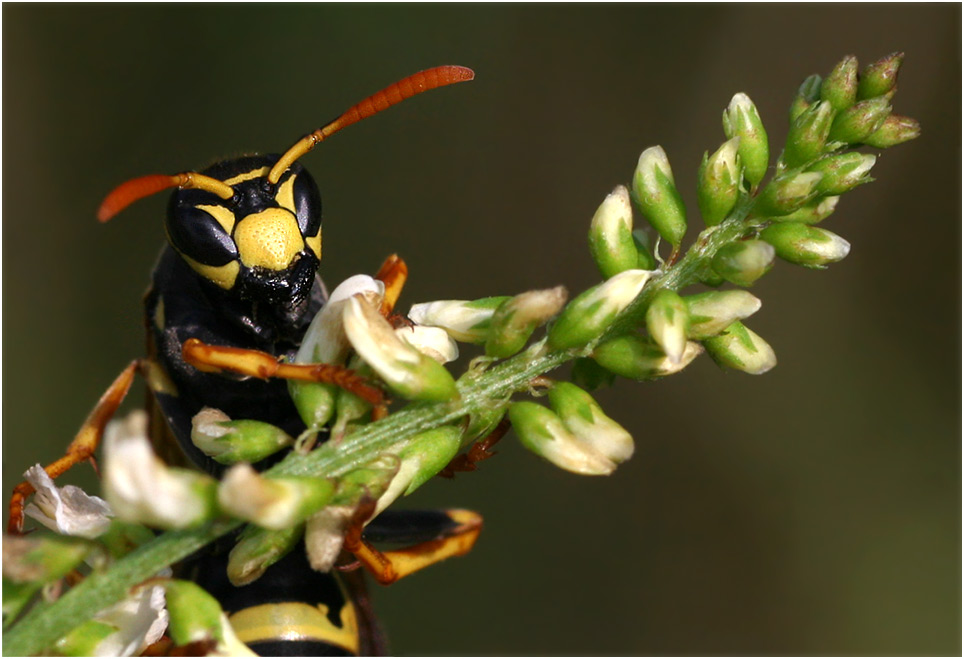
[8,361,139,534]
[438,419,510,479]
[181,339,385,406]
[342,509,483,585]
[373,254,408,317]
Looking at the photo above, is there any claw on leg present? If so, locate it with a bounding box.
[439,418,510,479]
[8,361,139,534]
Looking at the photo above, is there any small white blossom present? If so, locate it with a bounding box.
[297,275,385,365]
[88,585,168,657]
[23,465,113,538]
[103,411,215,529]
[344,295,458,401]
[396,324,459,363]
[408,298,507,343]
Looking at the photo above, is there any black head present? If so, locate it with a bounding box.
[165,155,323,312]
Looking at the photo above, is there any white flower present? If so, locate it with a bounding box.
[102,411,215,529]
[218,464,333,530]
[343,295,457,401]
[89,585,168,657]
[23,465,113,538]
[408,297,508,343]
[297,275,385,365]
[395,324,459,363]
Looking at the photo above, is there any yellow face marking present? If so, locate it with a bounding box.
[234,208,305,270]
[222,166,270,186]
[275,174,297,213]
[229,602,360,654]
[196,203,236,235]
[180,254,240,289]
[306,229,322,260]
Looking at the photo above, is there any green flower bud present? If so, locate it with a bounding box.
[289,381,337,431]
[227,523,303,586]
[820,55,859,112]
[485,286,568,358]
[3,535,91,622]
[218,464,335,530]
[632,146,687,248]
[684,290,762,340]
[54,620,120,657]
[165,581,255,656]
[828,97,891,144]
[398,426,464,496]
[408,297,510,344]
[547,269,653,350]
[857,52,904,100]
[711,240,775,287]
[752,171,823,217]
[789,74,822,123]
[461,404,508,448]
[632,229,659,270]
[698,137,743,226]
[548,382,635,464]
[589,185,638,278]
[807,153,876,195]
[344,295,458,402]
[507,402,617,476]
[645,289,689,364]
[329,357,373,441]
[764,195,839,225]
[570,356,617,391]
[592,334,703,380]
[760,222,851,268]
[782,100,835,169]
[862,114,921,148]
[191,408,294,465]
[164,580,225,646]
[703,321,776,375]
[371,427,462,516]
[723,93,769,189]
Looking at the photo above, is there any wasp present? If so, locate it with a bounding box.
[8,65,496,655]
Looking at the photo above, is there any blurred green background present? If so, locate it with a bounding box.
[3,5,960,655]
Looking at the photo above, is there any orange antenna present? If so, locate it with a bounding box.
[267,65,475,184]
[97,172,235,222]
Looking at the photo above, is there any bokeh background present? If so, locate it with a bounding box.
[3,5,960,655]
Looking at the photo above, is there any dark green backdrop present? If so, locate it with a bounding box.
[3,5,960,655]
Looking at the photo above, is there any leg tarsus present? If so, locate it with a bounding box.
[8,360,139,534]
[439,419,510,479]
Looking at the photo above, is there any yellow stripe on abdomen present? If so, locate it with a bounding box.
[229,601,360,654]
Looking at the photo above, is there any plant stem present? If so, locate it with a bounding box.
[3,197,758,656]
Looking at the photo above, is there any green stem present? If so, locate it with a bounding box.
[4,196,760,656]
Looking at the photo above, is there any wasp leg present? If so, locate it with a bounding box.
[342,509,483,586]
[373,254,408,318]
[8,361,139,534]
[439,418,510,479]
[181,339,385,407]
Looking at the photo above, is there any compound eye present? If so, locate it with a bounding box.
[275,169,321,239]
[167,203,238,267]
